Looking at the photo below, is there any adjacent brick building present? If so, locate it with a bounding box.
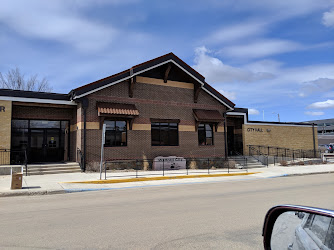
[0,53,318,170]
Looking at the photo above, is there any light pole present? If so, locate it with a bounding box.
[272,112,280,122]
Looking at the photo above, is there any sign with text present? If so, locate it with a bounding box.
[153,156,186,170]
[0,106,5,112]
[247,127,263,132]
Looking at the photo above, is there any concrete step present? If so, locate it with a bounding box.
[26,162,79,169]
[23,162,81,175]
[26,169,82,176]
[229,156,266,168]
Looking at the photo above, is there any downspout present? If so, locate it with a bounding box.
[312,123,316,158]
[81,98,89,172]
[223,112,228,160]
[223,108,234,160]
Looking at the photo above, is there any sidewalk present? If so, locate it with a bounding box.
[1,164,333,197]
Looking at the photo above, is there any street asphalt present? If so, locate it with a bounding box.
[0,163,334,197]
[0,173,333,249]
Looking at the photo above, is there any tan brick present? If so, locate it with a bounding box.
[243,124,318,154]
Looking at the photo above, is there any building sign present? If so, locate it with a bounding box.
[247,128,263,132]
[153,156,186,170]
[247,127,271,133]
[0,106,5,112]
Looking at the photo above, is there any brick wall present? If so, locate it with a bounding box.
[0,100,12,164]
[80,77,227,171]
[243,124,318,155]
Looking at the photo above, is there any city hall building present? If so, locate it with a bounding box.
[0,53,318,171]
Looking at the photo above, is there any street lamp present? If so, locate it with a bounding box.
[272,112,280,122]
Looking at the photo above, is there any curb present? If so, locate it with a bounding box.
[279,171,334,177]
[64,172,260,184]
[0,189,66,197]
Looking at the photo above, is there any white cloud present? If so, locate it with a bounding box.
[305,111,325,116]
[307,100,334,109]
[0,0,118,52]
[299,78,334,97]
[205,21,267,45]
[192,46,274,83]
[220,39,303,59]
[322,9,334,27]
[249,108,260,115]
[243,60,283,75]
[217,90,237,101]
[224,0,333,20]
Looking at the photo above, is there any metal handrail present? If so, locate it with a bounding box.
[102,157,248,179]
[77,148,84,171]
[232,151,248,169]
[0,148,28,175]
[248,145,269,167]
[24,149,28,176]
[247,145,323,159]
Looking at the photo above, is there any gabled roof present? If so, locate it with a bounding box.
[70,52,235,109]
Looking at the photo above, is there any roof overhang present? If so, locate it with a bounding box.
[193,109,224,123]
[0,96,76,106]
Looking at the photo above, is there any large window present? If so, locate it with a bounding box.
[198,124,213,145]
[104,120,127,147]
[151,122,178,146]
[11,120,29,150]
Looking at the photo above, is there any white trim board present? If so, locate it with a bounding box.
[0,96,77,106]
[201,87,234,110]
[73,59,234,109]
[226,112,315,127]
[73,59,205,99]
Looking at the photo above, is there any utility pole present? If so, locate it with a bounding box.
[272,112,280,122]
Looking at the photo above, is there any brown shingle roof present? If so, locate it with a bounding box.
[97,102,139,116]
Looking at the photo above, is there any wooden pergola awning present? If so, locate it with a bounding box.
[193,109,224,131]
[97,102,139,116]
[96,102,139,129]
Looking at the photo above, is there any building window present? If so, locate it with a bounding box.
[198,124,213,145]
[151,122,178,146]
[104,120,127,147]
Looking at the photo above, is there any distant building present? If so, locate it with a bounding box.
[304,119,334,145]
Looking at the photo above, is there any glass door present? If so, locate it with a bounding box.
[30,129,46,162]
[46,129,61,162]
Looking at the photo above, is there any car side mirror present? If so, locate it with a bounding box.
[263,205,334,250]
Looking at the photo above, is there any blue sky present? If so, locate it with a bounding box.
[0,0,334,122]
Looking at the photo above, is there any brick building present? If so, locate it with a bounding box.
[0,53,318,170]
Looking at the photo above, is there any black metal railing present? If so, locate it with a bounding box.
[247,145,324,166]
[0,149,28,175]
[77,148,84,171]
[248,145,323,158]
[248,146,269,167]
[231,151,248,169]
[101,157,247,180]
